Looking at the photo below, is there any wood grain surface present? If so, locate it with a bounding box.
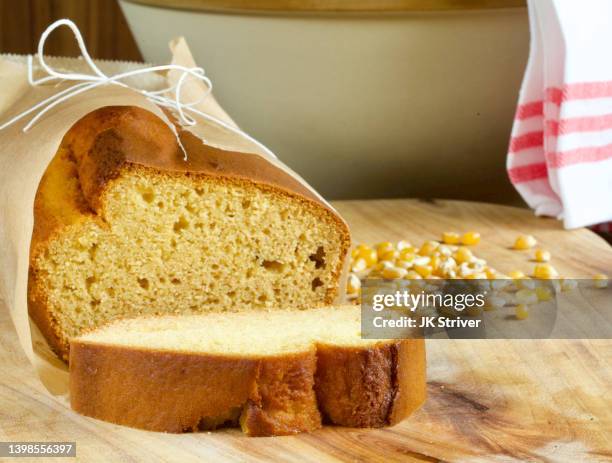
[1,199,610,462]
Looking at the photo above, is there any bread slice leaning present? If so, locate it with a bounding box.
[28,106,350,361]
[69,306,426,436]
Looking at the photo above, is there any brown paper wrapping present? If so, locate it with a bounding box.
[0,39,348,402]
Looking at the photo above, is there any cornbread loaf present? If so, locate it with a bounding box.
[28,106,351,361]
[69,306,426,436]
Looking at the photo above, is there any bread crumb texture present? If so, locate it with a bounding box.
[70,306,426,436]
[28,107,349,361]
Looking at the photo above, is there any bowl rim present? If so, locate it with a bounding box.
[120,0,526,14]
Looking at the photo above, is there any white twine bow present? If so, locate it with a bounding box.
[0,18,277,161]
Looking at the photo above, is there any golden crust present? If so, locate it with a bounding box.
[28,106,351,361]
[69,339,426,436]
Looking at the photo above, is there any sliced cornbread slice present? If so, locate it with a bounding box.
[69,306,426,436]
[28,106,351,361]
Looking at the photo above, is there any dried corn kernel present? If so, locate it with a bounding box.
[374,260,395,272]
[514,234,537,250]
[347,274,361,295]
[382,266,407,280]
[399,248,416,261]
[486,295,506,309]
[534,249,551,263]
[429,255,440,271]
[516,278,536,290]
[461,231,481,246]
[442,232,460,245]
[534,263,558,279]
[515,304,529,320]
[509,270,526,279]
[413,256,431,266]
[594,274,608,288]
[419,240,439,256]
[376,241,395,256]
[378,250,399,262]
[465,273,485,279]
[355,247,378,267]
[437,245,453,257]
[454,247,473,264]
[491,278,512,290]
[395,259,414,270]
[414,264,433,278]
[405,270,423,280]
[458,262,474,278]
[516,289,538,305]
[535,286,553,301]
[351,258,367,273]
[484,267,497,279]
[560,278,577,292]
[396,240,413,251]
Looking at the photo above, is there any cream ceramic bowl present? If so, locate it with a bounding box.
[120,0,528,202]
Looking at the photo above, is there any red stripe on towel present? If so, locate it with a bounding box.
[515,101,544,120]
[547,142,612,167]
[546,81,612,105]
[508,163,548,184]
[546,113,612,135]
[509,131,544,153]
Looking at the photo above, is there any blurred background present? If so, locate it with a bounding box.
[0,0,529,205]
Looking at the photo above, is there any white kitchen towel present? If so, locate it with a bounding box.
[507,0,612,229]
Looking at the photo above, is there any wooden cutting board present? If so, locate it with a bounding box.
[1,199,610,462]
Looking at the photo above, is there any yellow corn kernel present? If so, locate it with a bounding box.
[516,278,536,290]
[413,256,431,266]
[356,247,378,267]
[535,286,553,301]
[515,304,529,320]
[534,249,551,263]
[419,240,440,256]
[354,243,371,254]
[485,267,498,279]
[514,234,537,250]
[379,250,399,262]
[454,246,473,264]
[461,231,481,246]
[395,259,414,270]
[376,241,395,256]
[351,248,360,259]
[594,274,609,288]
[347,274,361,295]
[414,264,432,278]
[405,270,423,280]
[381,266,407,280]
[399,248,416,261]
[442,232,460,245]
[466,272,487,279]
[509,270,526,279]
[534,263,558,279]
[429,255,441,271]
[491,278,512,290]
[437,245,453,257]
[437,259,457,278]
[560,278,577,292]
[351,258,367,273]
[374,260,395,272]
[485,295,506,310]
[516,289,538,305]
[396,240,413,251]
